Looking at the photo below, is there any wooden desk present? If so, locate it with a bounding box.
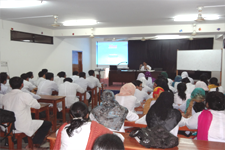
[31,103,50,121]
[108,70,162,86]
[47,132,225,150]
[38,95,66,132]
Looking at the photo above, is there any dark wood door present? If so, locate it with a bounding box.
[72,51,82,73]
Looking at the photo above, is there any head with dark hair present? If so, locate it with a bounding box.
[66,101,89,137]
[182,77,190,84]
[63,78,73,83]
[79,72,86,78]
[206,92,225,111]
[132,80,142,91]
[154,78,171,92]
[193,102,205,113]
[41,69,48,74]
[92,134,124,150]
[1,72,10,79]
[27,71,33,78]
[58,71,66,78]
[0,73,7,84]
[73,71,79,75]
[200,73,208,85]
[20,73,29,81]
[9,77,23,89]
[88,70,95,76]
[177,83,187,100]
[38,71,45,78]
[209,77,219,86]
[45,72,54,81]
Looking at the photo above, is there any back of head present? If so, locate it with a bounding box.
[10,77,23,89]
[58,71,66,78]
[38,71,45,77]
[154,78,170,92]
[181,71,189,79]
[193,102,205,113]
[182,77,190,84]
[0,73,7,83]
[209,77,219,86]
[66,101,89,137]
[195,81,208,91]
[177,83,187,100]
[200,73,208,85]
[191,88,205,100]
[79,72,86,78]
[27,71,33,78]
[20,73,28,80]
[63,78,73,83]
[45,72,54,80]
[88,70,94,76]
[161,71,168,79]
[92,134,124,150]
[118,83,136,96]
[41,69,48,74]
[73,71,79,75]
[206,92,225,111]
[132,80,142,87]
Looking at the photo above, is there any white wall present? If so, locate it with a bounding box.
[0,20,91,79]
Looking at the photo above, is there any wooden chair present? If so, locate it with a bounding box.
[87,87,98,108]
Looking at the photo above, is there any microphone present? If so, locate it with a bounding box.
[117,61,127,66]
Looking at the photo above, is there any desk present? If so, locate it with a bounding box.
[38,95,66,132]
[31,103,50,121]
[47,132,225,150]
[108,70,162,86]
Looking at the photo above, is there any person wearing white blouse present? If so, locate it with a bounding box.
[21,73,36,91]
[86,70,102,93]
[35,71,46,86]
[0,73,8,95]
[55,71,66,87]
[132,80,149,103]
[174,83,191,105]
[2,77,52,150]
[139,62,151,71]
[70,71,79,82]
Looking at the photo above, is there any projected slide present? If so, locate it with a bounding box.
[96,42,128,65]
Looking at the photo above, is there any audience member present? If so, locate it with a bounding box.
[21,73,36,91]
[136,73,153,93]
[181,71,194,84]
[0,73,8,94]
[35,71,46,86]
[174,83,190,105]
[27,71,36,86]
[172,75,182,89]
[132,80,149,104]
[208,77,224,93]
[182,77,195,94]
[86,70,102,93]
[71,71,79,82]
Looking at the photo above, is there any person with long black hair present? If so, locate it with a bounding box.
[208,77,224,93]
[174,83,190,105]
[54,101,113,150]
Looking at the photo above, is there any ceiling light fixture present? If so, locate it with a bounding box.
[63,20,97,26]
[174,15,219,21]
[155,35,189,39]
[0,0,45,8]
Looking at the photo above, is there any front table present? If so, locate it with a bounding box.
[38,95,66,132]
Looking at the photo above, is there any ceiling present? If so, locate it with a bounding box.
[0,0,225,30]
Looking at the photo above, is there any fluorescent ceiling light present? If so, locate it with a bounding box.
[0,0,45,8]
[174,15,219,21]
[62,20,97,26]
[155,35,189,39]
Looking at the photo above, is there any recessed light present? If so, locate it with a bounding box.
[155,35,189,39]
[62,20,97,26]
[0,0,46,8]
[174,15,219,21]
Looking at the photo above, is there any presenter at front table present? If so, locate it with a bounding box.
[139,62,151,71]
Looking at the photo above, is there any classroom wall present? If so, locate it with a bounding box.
[0,19,91,79]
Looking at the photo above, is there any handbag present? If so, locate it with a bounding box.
[129,125,179,149]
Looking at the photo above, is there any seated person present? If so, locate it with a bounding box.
[90,90,139,132]
[143,87,164,115]
[21,73,36,91]
[27,71,36,86]
[0,73,8,94]
[200,73,209,86]
[181,71,194,84]
[172,75,182,89]
[58,78,85,109]
[139,62,151,71]
[158,74,177,93]
[174,83,190,105]
[132,80,149,104]
[2,77,52,150]
[74,72,91,101]
[208,77,224,93]
[0,76,4,108]
[41,68,48,74]
[37,72,58,95]
[86,70,102,93]
[70,71,79,82]
[182,92,225,142]
[136,73,153,93]
[145,71,155,89]
[92,134,124,150]
[182,77,195,94]
[136,92,182,136]
[55,71,66,86]
[54,101,113,150]
[115,83,140,112]
[195,81,209,92]
[35,71,46,86]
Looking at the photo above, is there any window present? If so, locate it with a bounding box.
[11,30,53,44]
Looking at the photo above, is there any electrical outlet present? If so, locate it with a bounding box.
[1,61,8,67]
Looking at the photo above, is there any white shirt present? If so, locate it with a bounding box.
[0,94,3,108]
[58,81,85,108]
[186,83,195,94]
[37,80,58,95]
[209,86,224,94]
[134,89,148,103]
[140,65,151,71]
[55,77,65,87]
[57,122,92,150]
[21,88,41,99]
[23,80,36,91]
[0,83,8,95]
[70,75,79,82]
[181,110,225,143]
[74,77,90,100]
[86,76,101,93]
[35,77,46,86]
[174,93,191,105]
[90,110,139,132]
[115,95,140,112]
[2,89,43,136]
[29,78,36,86]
